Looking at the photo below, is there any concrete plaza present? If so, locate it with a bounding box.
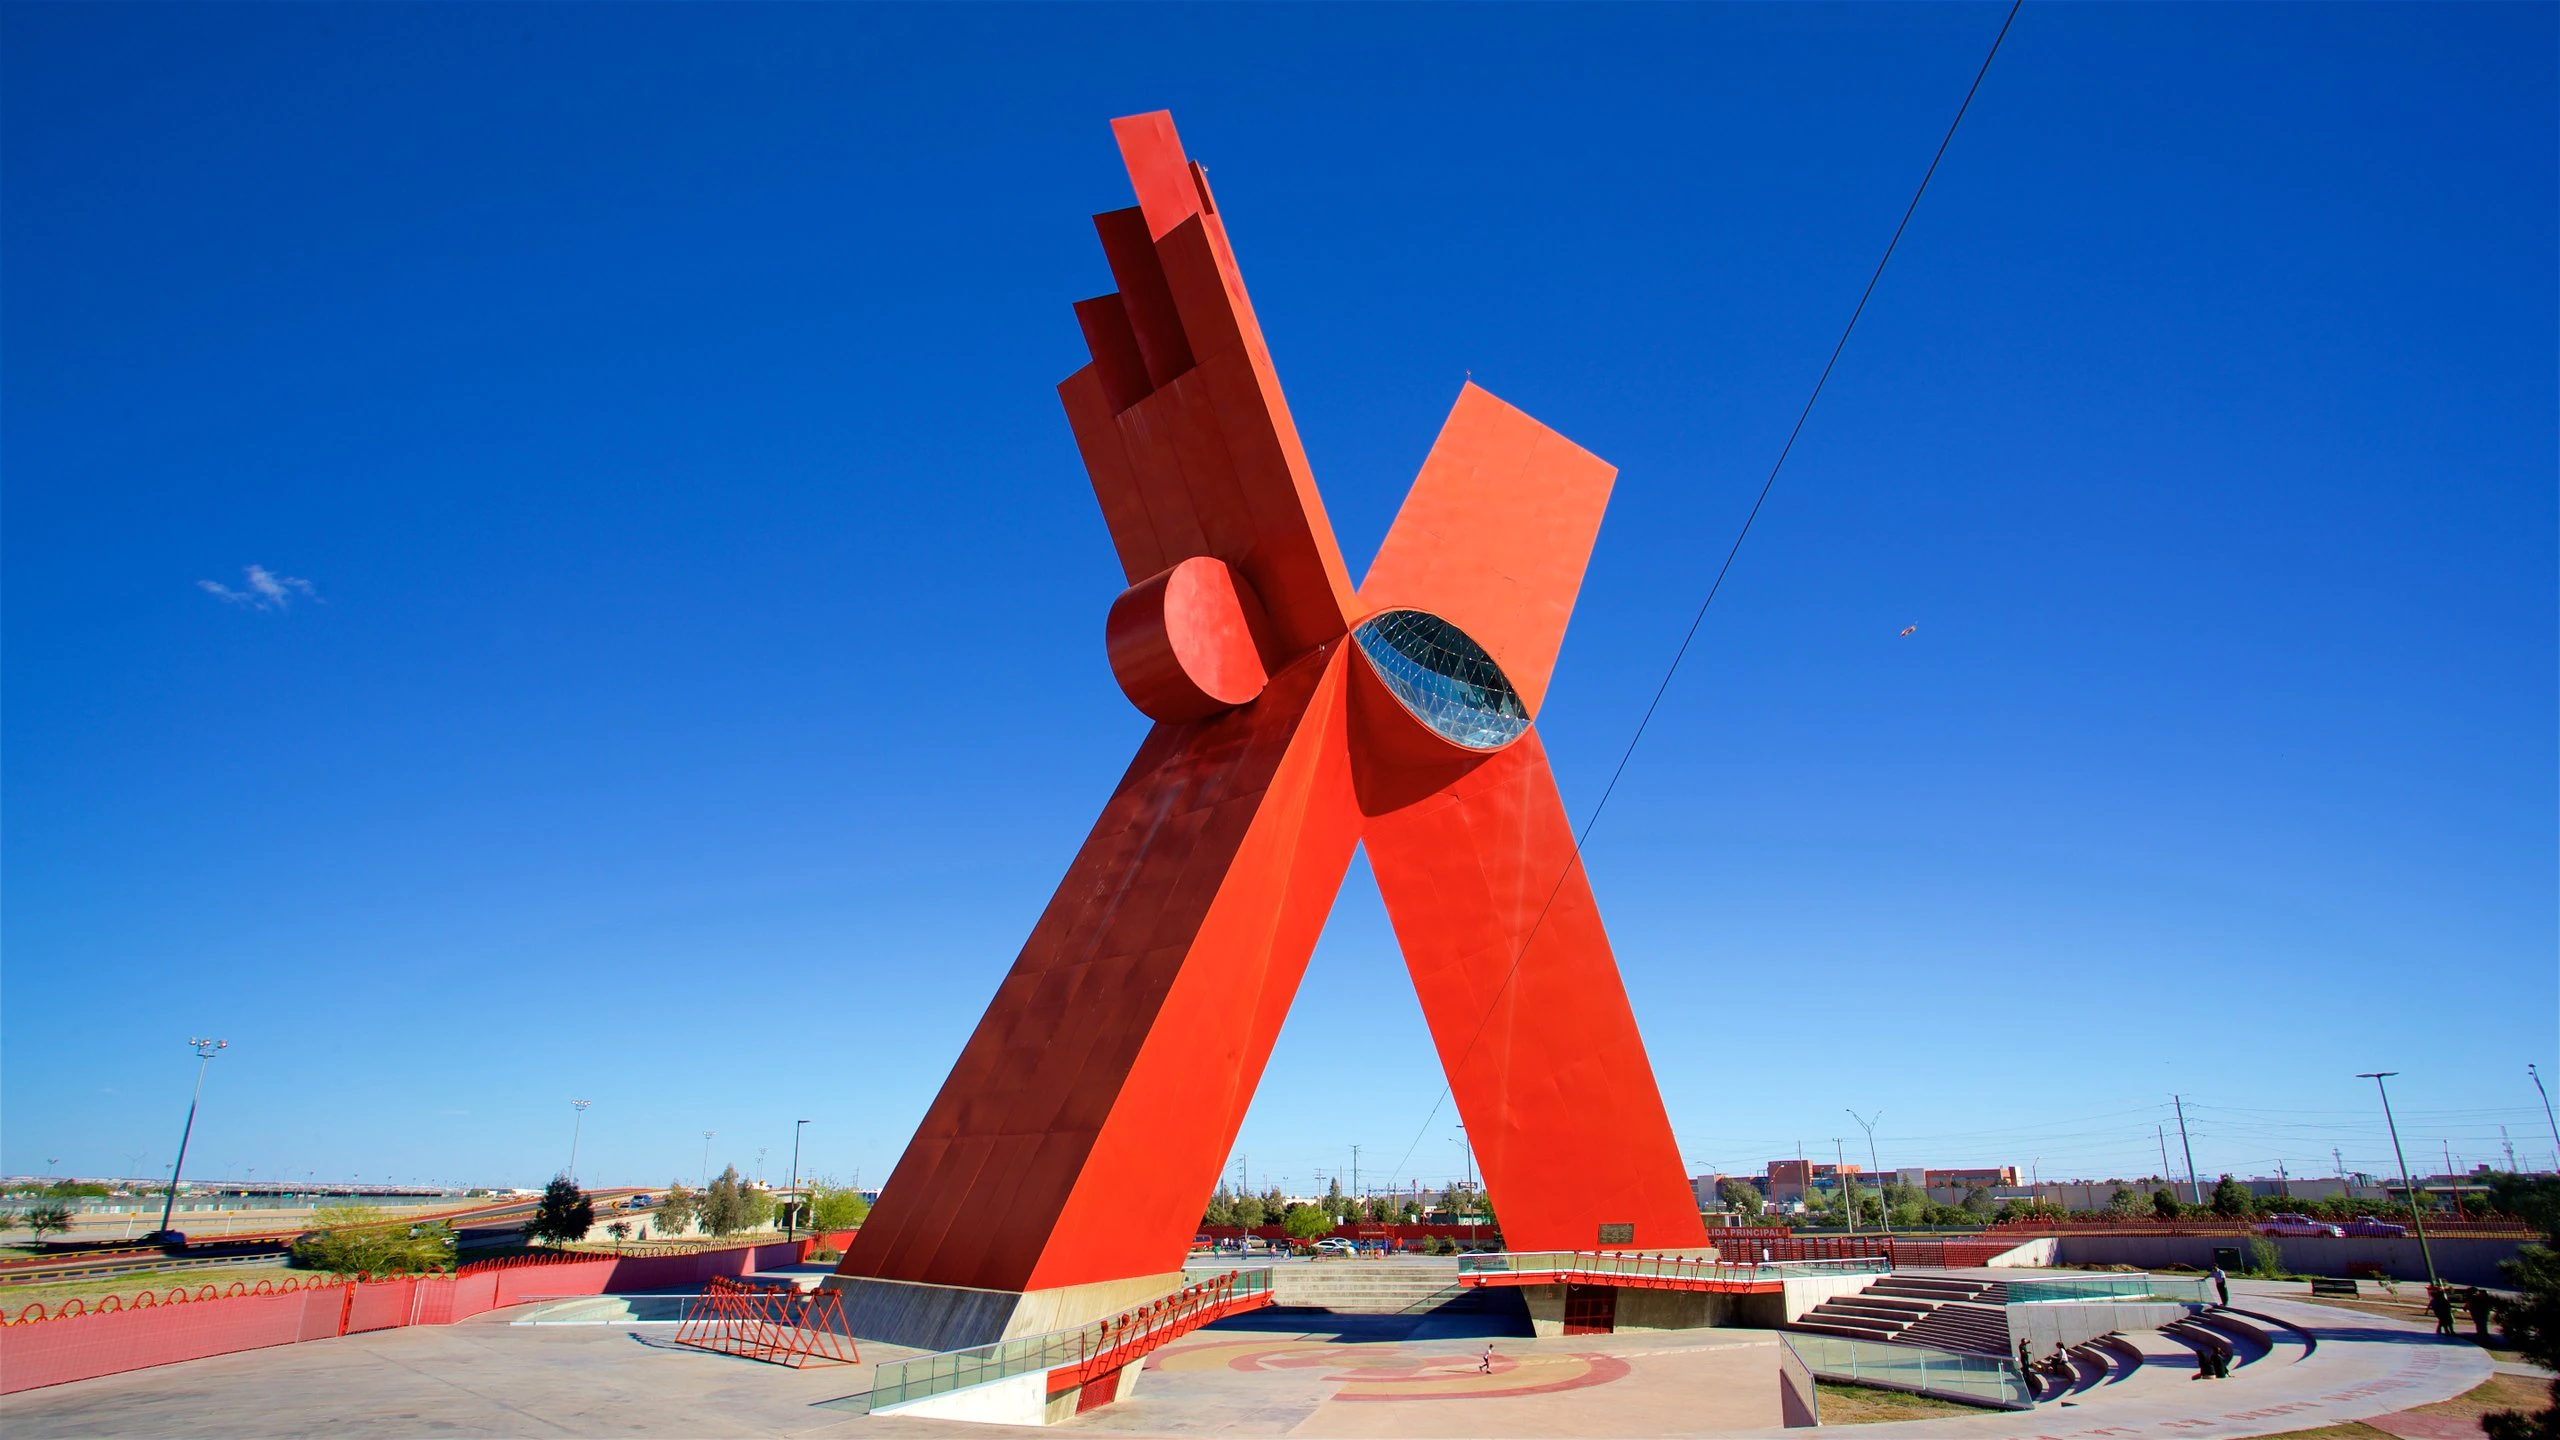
[0,1274,2515,1439]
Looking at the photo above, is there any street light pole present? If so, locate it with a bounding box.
[157,1039,227,1241]
[787,1120,809,1241]
[2357,1072,2440,1294]
[1847,1110,1889,1235]
[2173,1094,2202,1205]
[568,1100,591,1183]
[1834,1138,1855,1237]
[2530,1064,2559,1171]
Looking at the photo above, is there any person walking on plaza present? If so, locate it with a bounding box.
[2211,1264,2229,1308]
[2427,1286,2456,1336]
[2463,1287,2493,1340]
[1480,1345,1496,1375]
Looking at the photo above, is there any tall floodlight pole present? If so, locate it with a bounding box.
[1834,1139,1855,1237]
[157,1039,227,1241]
[2172,1095,2202,1205]
[701,1131,715,1189]
[2531,1065,2559,1170]
[1847,1110,1889,1235]
[567,1100,591,1183]
[2356,1073,2440,1293]
[787,1120,809,1240]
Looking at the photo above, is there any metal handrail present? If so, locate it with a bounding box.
[1456,1250,1889,1284]
[868,1268,1273,1411]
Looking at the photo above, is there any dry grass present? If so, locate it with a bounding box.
[2256,1372,2554,1439]
[0,1262,300,1316]
[1811,1379,1989,1424]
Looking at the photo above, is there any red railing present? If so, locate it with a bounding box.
[1054,1270,1273,1391]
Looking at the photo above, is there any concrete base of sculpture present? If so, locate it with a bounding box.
[821,1270,1187,1352]
[1517,1283,1785,1337]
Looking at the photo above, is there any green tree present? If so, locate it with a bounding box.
[2153,1188,2183,1220]
[292,1206,457,1274]
[1717,1178,1765,1216]
[607,1221,631,1244]
[697,1166,756,1237]
[806,1180,870,1231]
[2484,1175,2560,1440]
[1961,1186,1994,1216]
[1233,1192,1267,1228]
[2108,1186,2143,1219]
[2210,1174,2253,1219]
[22,1203,74,1243]
[1282,1203,1334,1241]
[523,1176,596,1246]
[655,1181,698,1237]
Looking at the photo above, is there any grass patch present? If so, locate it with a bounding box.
[1811,1379,1987,1424]
[0,1263,298,1316]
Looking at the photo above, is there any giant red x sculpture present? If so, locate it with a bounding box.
[832,112,1705,1348]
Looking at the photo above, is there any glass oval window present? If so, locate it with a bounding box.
[1351,609,1531,750]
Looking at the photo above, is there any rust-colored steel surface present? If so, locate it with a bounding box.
[840,110,1705,1302]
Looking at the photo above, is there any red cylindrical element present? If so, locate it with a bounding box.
[1105,556,1269,722]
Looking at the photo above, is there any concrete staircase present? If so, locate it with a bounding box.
[1225,1260,1481,1316]
[1787,1273,2012,1355]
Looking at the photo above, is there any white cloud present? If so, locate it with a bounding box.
[199,564,320,612]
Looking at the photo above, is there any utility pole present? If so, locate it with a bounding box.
[2158,1126,2173,1187]
[2532,1065,2560,1170]
[2503,1126,2517,1173]
[1847,1110,1889,1235]
[1351,1145,1361,1208]
[1834,1139,1855,1237]
[2441,1141,2462,1219]
[157,1039,227,1241]
[2275,1159,2288,1199]
[2173,1095,2202,1205]
[567,1100,591,1183]
[2356,1073,2440,1294]
[701,1131,715,1188]
[787,1120,808,1240]
[2334,1148,2347,1185]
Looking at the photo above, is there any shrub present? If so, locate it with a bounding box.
[2245,1237,2284,1278]
[291,1206,456,1275]
[23,1203,74,1243]
[804,1180,869,1232]
[1282,1204,1334,1241]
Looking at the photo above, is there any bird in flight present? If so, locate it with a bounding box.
[1898,625,1918,638]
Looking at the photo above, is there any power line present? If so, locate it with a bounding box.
[1384,0,2027,1186]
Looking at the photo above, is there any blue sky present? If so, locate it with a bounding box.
[5,4,2552,1200]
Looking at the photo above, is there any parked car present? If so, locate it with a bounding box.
[1311,1238,1357,1258]
[2338,1217,2408,1237]
[2252,1213,2344,1237]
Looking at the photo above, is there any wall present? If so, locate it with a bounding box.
[2051,1234,2522,1288]
[2008,1301,2193,1353]
[0,1237,818,1394]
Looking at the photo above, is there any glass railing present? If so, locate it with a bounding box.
[1780,1330,2034,1410]
[1455,1251,1889,1284]
[866,1269,1273,1412]
[2005,1274,2210,1305]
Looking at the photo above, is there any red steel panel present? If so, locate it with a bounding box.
[839,647,1361,1294]
[1359,728,1708,1255]
[1356,382,1616,718]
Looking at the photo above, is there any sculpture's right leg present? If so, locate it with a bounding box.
[830,645,1360,1350]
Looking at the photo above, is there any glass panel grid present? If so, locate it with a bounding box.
[1352,610,1531,750]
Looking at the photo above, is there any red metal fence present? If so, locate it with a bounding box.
[0,1231,859,1395]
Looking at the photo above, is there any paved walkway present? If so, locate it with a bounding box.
[0,1278,2503,1438]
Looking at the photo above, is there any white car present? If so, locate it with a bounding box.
[2252,1213,2344,1237]
[1310,1238,1357,1257]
